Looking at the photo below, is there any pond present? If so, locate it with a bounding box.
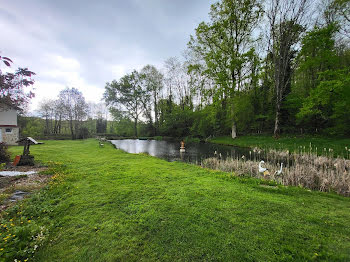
[110,139,253,164]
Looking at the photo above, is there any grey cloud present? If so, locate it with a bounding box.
[1,0,215,110]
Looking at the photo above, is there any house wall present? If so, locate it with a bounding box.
[0,108,17,126]
[0,127,19,145]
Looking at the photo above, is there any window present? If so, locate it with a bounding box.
[5,128,12,133]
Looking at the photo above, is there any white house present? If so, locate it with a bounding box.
[0,104,19,145]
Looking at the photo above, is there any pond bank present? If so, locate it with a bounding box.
[2,139,350,261]
[110,139,350,195]
[105,135,350,158]
[209,135,350,158]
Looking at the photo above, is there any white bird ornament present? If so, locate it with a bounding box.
[258,161,270,177]
[274,163,283,176]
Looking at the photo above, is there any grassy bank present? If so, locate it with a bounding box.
[210,135,350,158]
[2,139,350,261]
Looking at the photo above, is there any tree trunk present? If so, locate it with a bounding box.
[231,121,237,139]
[45,117,49,134]
[154,96,158,135]
[70,119,75,139]
[58,117,61,134]
[49,117,53,134]
[274,103,280,138]
[134,118,138,137]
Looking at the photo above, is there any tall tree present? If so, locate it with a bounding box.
[297,69,350,135]
[324,0,350,38]
[164,57,192,108]
[38,99,55,135]
[58,87,88,139]
[104,71,145,137]
[185,49,215,109]
[188,0,263,138]
[96,118,107,133]
[267,0,310,137]
[53,99,64,134]
[140,65,163,135]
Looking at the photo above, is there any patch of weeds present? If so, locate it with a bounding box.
[259,179,279,187]
[0,193,10,203]
[0,206,49,261]
[0,162,66,261]
[139,152,151,156]
[0,176,23,190]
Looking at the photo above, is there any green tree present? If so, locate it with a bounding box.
[296,24,339,93]
[140,65,163,135]
[188,0,263,138]
[58,87,88,139]
[96,118,107,133]
[190,105,216,138]
[287,24,340,133]
[108,108,134,137]
[297,69,350,135]
[19,117,45,138]
[104,71,145,137]
[159,103,194,138]
[267,0,310,136]
[325,0,350,38]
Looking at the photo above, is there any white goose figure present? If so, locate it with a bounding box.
[259,161,270,176]
[274,163,283,176]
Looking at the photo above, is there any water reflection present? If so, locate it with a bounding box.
[110,139,252,164]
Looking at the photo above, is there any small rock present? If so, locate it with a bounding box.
[9,190,30,202]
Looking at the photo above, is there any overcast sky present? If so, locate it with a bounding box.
[0,0,215,113]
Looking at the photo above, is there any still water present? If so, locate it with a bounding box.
[110,139,252,163]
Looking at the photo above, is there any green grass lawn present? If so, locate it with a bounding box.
[2,139,350,261]
[210,135,350,158]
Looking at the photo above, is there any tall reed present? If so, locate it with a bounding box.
[202,150,350,196]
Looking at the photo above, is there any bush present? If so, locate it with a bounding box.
[77,127,90,139]
[0,142,11,164]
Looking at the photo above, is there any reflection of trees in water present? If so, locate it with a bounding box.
[110,139,254,164]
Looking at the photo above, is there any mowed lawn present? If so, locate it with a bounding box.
[7,140,350,261]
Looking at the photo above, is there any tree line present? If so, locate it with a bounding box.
[32,88,110,139]
[104,0,350,139]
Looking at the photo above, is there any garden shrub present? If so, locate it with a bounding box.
[77,127,90,139]
[0,142,10,164]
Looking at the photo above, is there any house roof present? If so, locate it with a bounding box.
[0,102,21,111]
[16,137,43,145]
